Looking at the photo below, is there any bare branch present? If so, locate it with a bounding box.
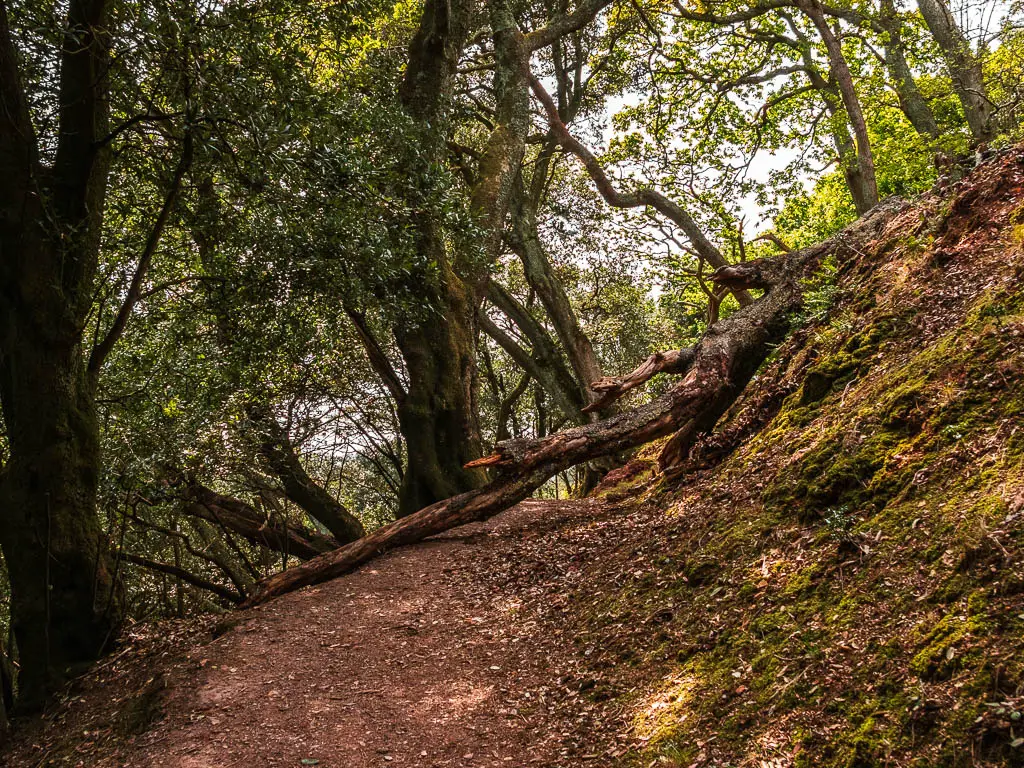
[527,74,754,306]
[88,131,193,374]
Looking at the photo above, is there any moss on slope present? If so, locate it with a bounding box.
[570,150,1024,768]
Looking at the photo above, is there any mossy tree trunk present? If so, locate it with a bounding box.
[385,0,531,516]
[0,0,124,710]
[394,279,489,516]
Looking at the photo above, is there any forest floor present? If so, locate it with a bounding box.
[2,497,648,768]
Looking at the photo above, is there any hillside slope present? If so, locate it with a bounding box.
[551,146,1024,766]
[2,149,1023,768]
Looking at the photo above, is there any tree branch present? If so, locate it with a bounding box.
[479,312,584,423]
[121,552,243,604]
[181,481,340,561]
[527,74,754,306]
[582,348,696,413]
[525,0,616,51]
[88,131,193,374]
[345,308,407,402]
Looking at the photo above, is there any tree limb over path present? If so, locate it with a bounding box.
[244,200,905,606]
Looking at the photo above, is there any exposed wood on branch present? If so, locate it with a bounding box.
[582,348,696,413]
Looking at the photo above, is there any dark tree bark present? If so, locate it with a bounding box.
[251,412,366,543]
[245,199,907,605]
[181,483,339,561]
[392,295,490,516]
[0,0,126,710]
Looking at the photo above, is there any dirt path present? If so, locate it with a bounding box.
[111,499,605,768]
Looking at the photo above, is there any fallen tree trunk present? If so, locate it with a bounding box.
[182,483,340,561]
[245,201,904,606]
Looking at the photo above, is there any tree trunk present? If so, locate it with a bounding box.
[0,0,124,710]
[879,0,941,140]
[916,0,993,142]
[803,1,879,213]
[0,342,122,711]
[508,187,604,405]
[245,199,906,605]
[394,288,489,515]
[826,94,876,215]
[181,483,340,560]
[386,0,489,517]
[253,414,366,542]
